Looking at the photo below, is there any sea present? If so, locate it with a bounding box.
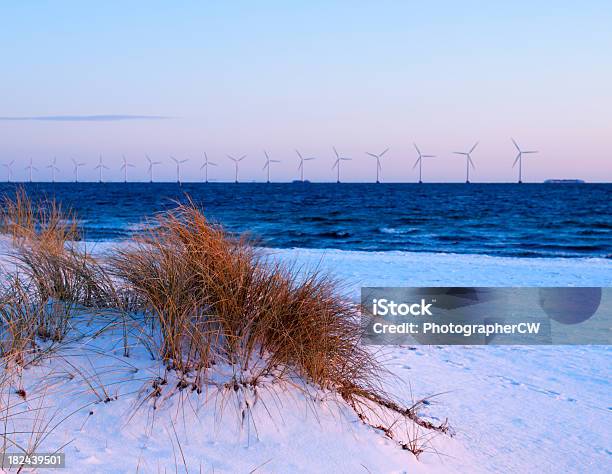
[1,183,610,259]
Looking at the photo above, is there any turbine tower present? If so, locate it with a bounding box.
[95,155,109,183]
[72,159,86,182]
[200,153,217,183]
[146,155,162,183]
[511,138,538,183]
[453,142,478,183]
[120,155,135,183]
[46,157,60,183]
[170,156,188,184]
[332,147,351,183]
[413,144,435,183]
[262,150,280,183]
[25,158,38,183]
[2,161,14,182]
[365,148,389,183]
[295,150,315,182]
[227,154,246,183]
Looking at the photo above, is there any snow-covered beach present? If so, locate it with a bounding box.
[3,244,610,473]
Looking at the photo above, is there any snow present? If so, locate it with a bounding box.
[269,248,612,473]
[2,245,611,473]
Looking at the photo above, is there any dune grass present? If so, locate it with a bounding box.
[0,187,79,248]
[0,190,449,458]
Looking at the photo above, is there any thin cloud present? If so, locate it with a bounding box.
[0,114,171,122]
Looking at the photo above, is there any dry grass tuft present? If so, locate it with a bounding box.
[0,187,79,249]
[0,190,117,356]
[111,204,379,391]
[0,276,40,367]
[111,202,449,451]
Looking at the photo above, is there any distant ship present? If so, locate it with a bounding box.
[544,179,585,184]
[292,179,311,184]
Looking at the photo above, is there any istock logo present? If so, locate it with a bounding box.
[372,298,435,317]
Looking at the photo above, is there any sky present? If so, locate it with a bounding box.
[1,1,611,182]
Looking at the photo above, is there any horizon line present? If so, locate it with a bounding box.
[0,180,601,185]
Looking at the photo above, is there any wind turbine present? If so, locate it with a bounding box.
[365,148,389,183]
[72,159,86,182]
[95,155,109,183]
[262,150,280,183]
[170,156,188,184]
[146,155,162,183]
[511,138,538,183]
[295,150,315,182]
[46,157,60,183]
[200,153,217,183]
[25,158,38,183]
[2,161,14,182]
[413,144,435,183]
[453,142,478,183]
[227,154,246,183]
[332,147,351,183]
[120,155,135,183]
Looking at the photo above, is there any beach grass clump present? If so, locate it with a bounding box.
[13,241,117,311]
[0,188,79,248]
[110,204,376,389]
[110,207,383,395]
[1,190,116,345]
[0,277,39,366]
[111,202,449,451]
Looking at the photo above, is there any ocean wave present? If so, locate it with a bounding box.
[378,227,417,235]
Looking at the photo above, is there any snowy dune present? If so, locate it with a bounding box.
[2,245,611,473]
[270,248,612,473]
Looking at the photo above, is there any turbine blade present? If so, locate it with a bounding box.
[413,143,421,155]
[512,153,521,167]
[511,137,521,152]
[412,158,421,169]
[333,146,339,158]
[366,152,378,158]
[380,147,389,156]
[295,149,303,159]
[453,151,468,155]
[470,141,479,153]
[469,157,476,169]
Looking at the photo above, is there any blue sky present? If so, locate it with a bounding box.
[1,1,611,182]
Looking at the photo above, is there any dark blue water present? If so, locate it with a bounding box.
[2,183,610,258]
